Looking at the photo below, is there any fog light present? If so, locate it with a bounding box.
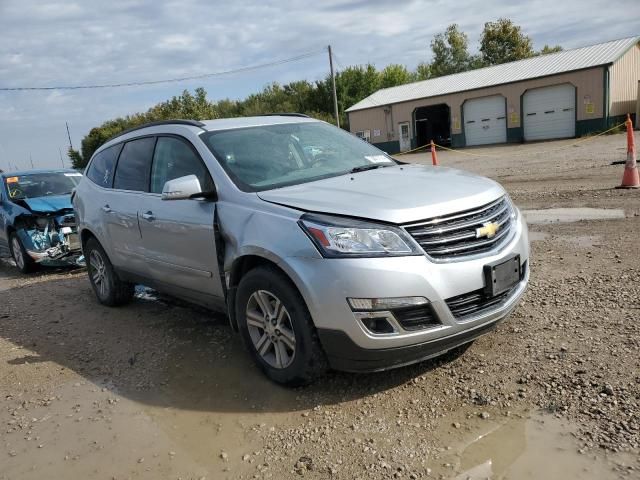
[360,316,395,334]
[348,296,429,311]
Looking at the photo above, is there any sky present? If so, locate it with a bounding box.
[0,0,638,171]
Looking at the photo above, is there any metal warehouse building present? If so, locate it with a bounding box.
[346,36,640,153]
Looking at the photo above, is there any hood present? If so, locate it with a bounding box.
[257,164,505,224]
[21,194,73,214]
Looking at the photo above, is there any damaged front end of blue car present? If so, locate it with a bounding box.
[14,209,84,267]
[1,170,85,271]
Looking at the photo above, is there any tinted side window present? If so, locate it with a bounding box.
[113,137,156,192]
[86,144,122,188]
[150,137,214,194]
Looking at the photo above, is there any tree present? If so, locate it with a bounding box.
[538,44,563,55]
[147,87,217,120]
[313,64,380,126]
[73,88,220,167]
[479,18,534,65]
[379,64,413,88]
[413,62,431,81]
[430,24,474,77]
[67,147,84,169]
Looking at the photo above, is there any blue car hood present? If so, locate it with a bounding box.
[22,195,73,213]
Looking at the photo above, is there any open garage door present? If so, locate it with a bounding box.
[463,96,507,146]
[415,104,451,148]
[523,84,575,141]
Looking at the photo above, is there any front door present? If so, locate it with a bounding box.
[138,136,223,300]
[398,122,411,152]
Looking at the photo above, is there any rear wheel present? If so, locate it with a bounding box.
[9,233,38,273]
[85,238,134,306]
[236,266,327,386]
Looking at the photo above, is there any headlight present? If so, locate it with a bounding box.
[298,213,421,258]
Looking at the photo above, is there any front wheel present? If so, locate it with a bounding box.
[85,238,134,306]
[9,233,38,273]
[236,266,327,386]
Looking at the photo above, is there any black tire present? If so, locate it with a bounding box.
[236,266,327,386]
[85,237,134,306]
[9,232,38,274]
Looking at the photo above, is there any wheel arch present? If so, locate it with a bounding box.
[226,252,312,333]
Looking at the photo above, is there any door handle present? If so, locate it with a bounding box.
[141,211,155,221]
[101,205,112,213]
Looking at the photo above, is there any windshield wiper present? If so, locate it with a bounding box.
[349,164,382,174]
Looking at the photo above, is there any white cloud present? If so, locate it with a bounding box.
[44,91,68,105]
[157,34,197,51]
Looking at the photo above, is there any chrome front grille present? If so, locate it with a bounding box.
[404,196,515,260]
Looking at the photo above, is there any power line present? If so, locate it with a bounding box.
[331,50,347,72]
[0,49,326,91]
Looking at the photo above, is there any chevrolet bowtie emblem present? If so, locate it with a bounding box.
[476,222,500,239]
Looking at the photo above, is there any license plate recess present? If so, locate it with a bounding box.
[484,255,520,296]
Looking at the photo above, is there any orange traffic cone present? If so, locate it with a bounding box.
[430,140,439,166]
[617,114,639,189]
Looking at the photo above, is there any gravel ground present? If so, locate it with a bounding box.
[1,132,639,479]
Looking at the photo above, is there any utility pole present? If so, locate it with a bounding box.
[328,45,340,128]
[65,121,73,150]
[58,148,65,168]
[29,153,34,169]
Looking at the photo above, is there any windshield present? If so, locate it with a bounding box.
[5,172,82,200]
[201,121,396,191]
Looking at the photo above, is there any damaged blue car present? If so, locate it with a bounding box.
[0,169,84,272]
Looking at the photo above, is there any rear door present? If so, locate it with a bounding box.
[137,135,223,300]
[105,136,156,275]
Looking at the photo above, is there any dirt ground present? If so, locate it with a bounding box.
[1,132,639,480]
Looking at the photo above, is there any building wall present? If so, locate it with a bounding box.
[609,43,640,117]
[348,105,393,145]
[348,67,606,151]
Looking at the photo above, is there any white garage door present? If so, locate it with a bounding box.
[463,96,507,146]
[523,84,575,141]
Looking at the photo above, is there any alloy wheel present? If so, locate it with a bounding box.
[89,250,108,299]
[246,289,296,369]
[11,237,25,270]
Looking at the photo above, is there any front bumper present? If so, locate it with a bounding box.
[26,247,84,266]
[21,234,84,266]
[317,267,527,372]
[284,211,529,371]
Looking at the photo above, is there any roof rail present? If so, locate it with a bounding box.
[257,113,310,118]
[106,119,207,142]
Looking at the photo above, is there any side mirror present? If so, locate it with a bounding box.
[161,175,217,201]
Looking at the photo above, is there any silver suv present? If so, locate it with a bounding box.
[73,115,529,385]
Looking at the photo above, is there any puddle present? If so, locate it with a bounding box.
[136,333,303,472]
[522,208,625,224]
[450,414,633,480]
